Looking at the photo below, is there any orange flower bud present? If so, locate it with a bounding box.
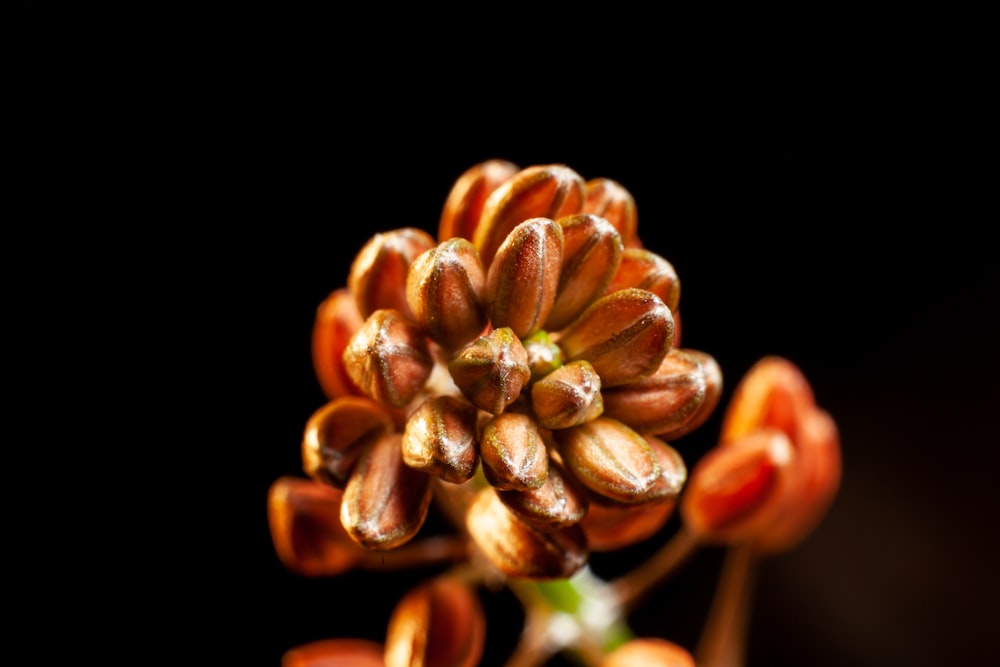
[604,248,680,315]
[555,417,661,503]
[438,159,520,243]
[401,395,480,484]
[474,164,585,265]
[720,355,815,445]
[311,287,366,401]
[581,177,639,250]
[384,576,486,667]
[282,638,385,667]
[448,327,530,415]
[301,396,396,489]
[480,412,550,491]
[497,457,590,530]
[349,228,436,319]
[600,638,695,667]
[531,359,604,430]
[680,428,794,545]
[545,213,623,331]
[343,309,434,409]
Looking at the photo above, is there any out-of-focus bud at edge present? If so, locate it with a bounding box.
[282,638,385,667]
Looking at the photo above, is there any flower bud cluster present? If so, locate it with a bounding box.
[295,160,723,581]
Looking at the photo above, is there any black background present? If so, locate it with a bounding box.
[208,44,997,667]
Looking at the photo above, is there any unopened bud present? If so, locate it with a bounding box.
[600,638,695,667]
[497,458,590,530]
[349,228,436,319]
[282,638,386,667]
[604,248,680,314]
[343,309,434,409]
[448,327,530,415]
[401,395,480,484]
[531,359,604,430]
[480,412,549,491]
[554,417,661,503]
[311,287,366,400]
[581,177,639,249]
[438,159,520,243]
[545,213,623,331]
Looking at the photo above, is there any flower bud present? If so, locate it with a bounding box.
[343,309,434,409]
[753,407,842,554]
[557,288,674,387]
[604,248,681,315]
[448,327,530,415]
[720,355,815,445]
[405,237,488,352]
[580,436,686,550]
[522,329,564,383]
[484,217,564,340]
[282,638,386,667]
[384,576,486,667]
[466,487,588,580]
[600,638,695,667]
[438,159,520,243]
[530,359,604,430]
[498,457,590,530]
[474,164,585,265]
[602,348,707,436]
[341,433,433,550]
[581,177,639,249]
[401,395,480,484]
[311,287,366,400]
[268,476,363,577]
[349,228,436,319]
[480,412,549,491]
[301,396,396,488]
[656,349,722,441]
[545,213,623,331]
[554,417,661,503]
[680,428,794,545]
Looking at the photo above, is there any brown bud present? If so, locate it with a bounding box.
[680,427,794,545]
[401,395,480,484]
[600,638,695,667]
[343,309,434,409]
[497,458,590,530]
[753,407,841,555]
[581,177,639,249]
[384,576,486,667]
[406,238,488,351]
[438,159,520,243]
[480,412,549,491]
[556,288,674,388]
[283,638,386,667]
[341,432,433,550]
[605,248,681,314]
[601,348,707,436]
[530,360,604,430]
[522,329,564,383]
[474,164,585,266]
[657,349,723,441]
[465,486,588,580]
[579,436,686,550]
[349,228,436,319]
[267,476,364,577]
[484,217,564,340]
[448,327,530,415]
[554,417,661,503]
[302,396,397,488]
[311,287,366,401]
[545,213,623,331]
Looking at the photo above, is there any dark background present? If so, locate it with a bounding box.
[215,56,997,667]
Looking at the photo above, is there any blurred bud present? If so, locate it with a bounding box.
[475,164,585,265]
[438,159,520,243]
[680,428,794,545]
[349,228,436,319]
[401,395,480,484]
[301,396,396,489]
[604,248,680,315]
[282,638,386,667]
[602,348,707,436]
[406,238,488,352]
[581,177,639,249]
[448,327,530,415]
[555,417,661,503]
[343,309,434,409]
[384,576,486,667]
[720,355,815,445]
[557,288,674,387]
[341,433,433,550]
[480,412,549,491]
[484,217,564,340]
[753,407,842,554]
[497,457,590,530]
[267,476,363,577]
[545,213,623,331]
[311,287,366,400]
[600,637,695,667]
[466,487,588,580]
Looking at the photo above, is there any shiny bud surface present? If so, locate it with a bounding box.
[349,227,436,319]
[555,417,661,503]
[530,359,604,430]
[497,457,590,530]
[301,396,396,489]
[448,327,530,415]
[343,308,434,409]
[545,213,623,331]
[605,248,681,314]
[282,638,386,667]
[438,159,520,243]
[401,395,481,484]
[480,412,550,491]
[311,287,366,400]
[581,177,639,249]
